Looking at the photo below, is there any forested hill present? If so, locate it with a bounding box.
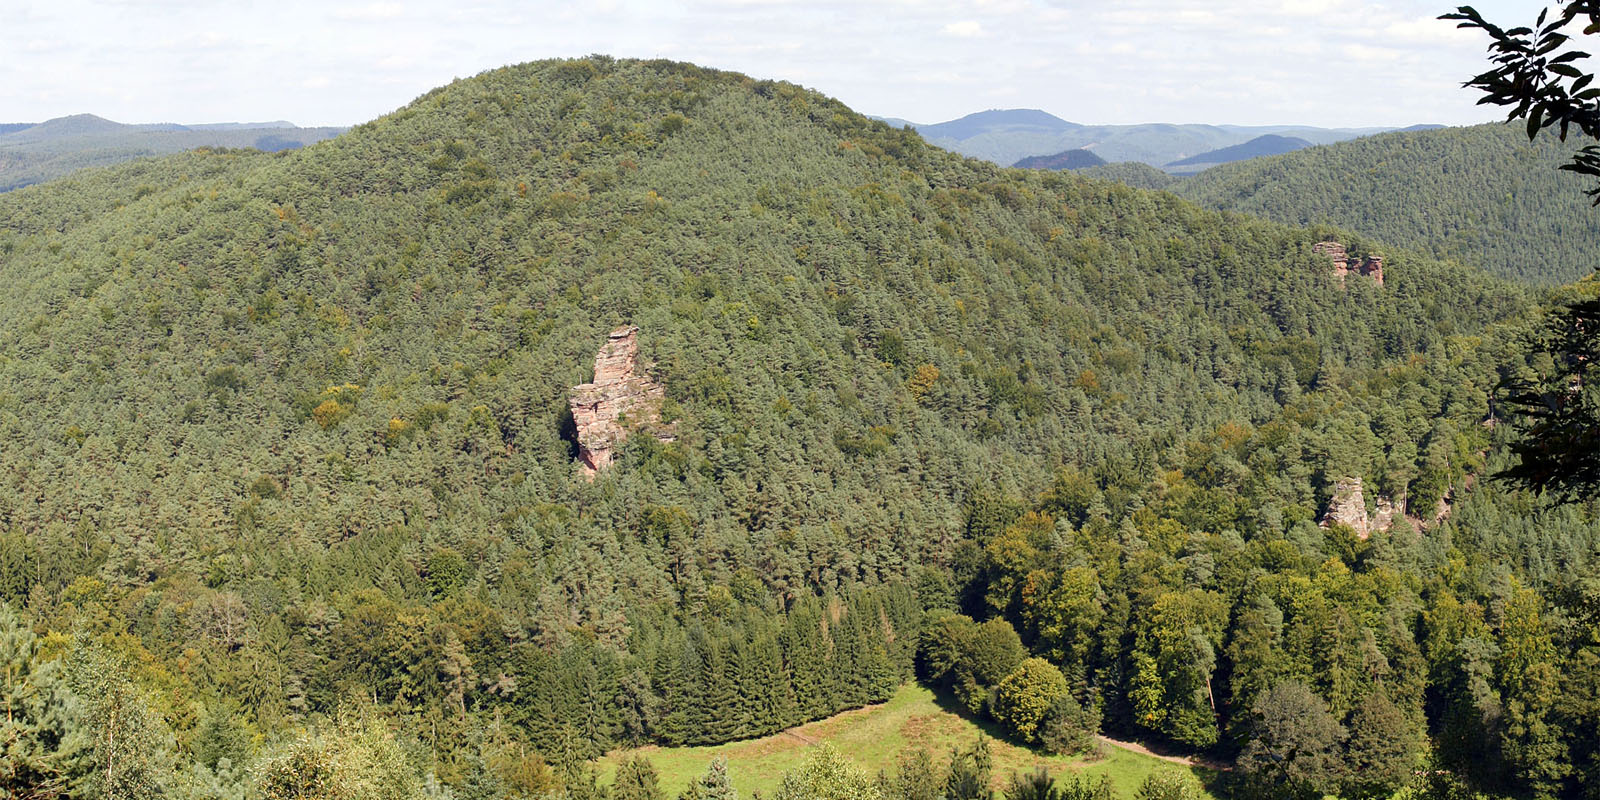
[899,108,1384,167]
[1013,147,1107,170]
[1163,134,1311,173]
[0,57,1516,559]
[1171,122,1600,284]
[6,57,1594,799]
[0,114,344,191]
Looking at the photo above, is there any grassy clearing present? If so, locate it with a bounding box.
[601,684,1216,797]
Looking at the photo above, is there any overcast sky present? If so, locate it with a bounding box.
[1,0,1550,129]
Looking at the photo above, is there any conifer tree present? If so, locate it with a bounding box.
[1133,771,1202,800]
[655,637,703,747]
[0,605,83,798]
[613,756,665,800]
[1341,691,1422,800]
[889,748,940,800]
[942,736,994,800]
[677,758,735,800]
[1004,769,1059,800]
[557,729,609,800]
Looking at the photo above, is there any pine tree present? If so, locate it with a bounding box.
[697,636,740,744]
[831,601,868,708]
[1133,771,1202,800]
[0,605,84,798]
[612,756,665,800]
[1341,691,1422,800]
[655,636,703,747]
[1004,769,1059,800]
[1057,775,1115,800]
[557,729,609,800]
[782,603,833,720]
[678,757,735,800]
[191,702,252,772]
[889,748,940,800]
[942,736,994,800]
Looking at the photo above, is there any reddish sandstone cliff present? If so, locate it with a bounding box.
[1313,241,1383,286]
[1321,476,1374,538]
[569,326,669,476]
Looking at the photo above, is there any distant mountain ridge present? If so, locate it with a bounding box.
[0,113,345,191]
[1168,122,1600,284]
[1012,148,1106,170]
[1164,134,1313,173]
[914,108,1081,142]
[880,108,1393,166]
[1075,161,1182,190]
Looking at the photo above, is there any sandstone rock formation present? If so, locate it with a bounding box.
[1320,476,1403,539]
[1361,254,1384,286]
[1313,240,1349,274]
[1321,476,1372,538]
[1313,241,1383,286]
[1372,496,1397,534]
[569,326,669,476]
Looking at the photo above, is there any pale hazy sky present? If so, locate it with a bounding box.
[0,0,1551,129]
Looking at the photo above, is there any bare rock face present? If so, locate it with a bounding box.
[569,326,669,476]
[1321,476,1373,539]
[1313,241,1383,286]
[1361,255,1384,286]
[1313,241,1350,278]
[1372,496,1397,534]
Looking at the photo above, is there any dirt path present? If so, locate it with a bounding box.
[1096,734,1231,771]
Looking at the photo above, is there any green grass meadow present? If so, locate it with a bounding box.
[600,684,1216,797]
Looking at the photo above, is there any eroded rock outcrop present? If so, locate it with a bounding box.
[1321,476,1373,538]
[1313,241,1384,286]
[569,326,670,476]
[1321,475,1409,540]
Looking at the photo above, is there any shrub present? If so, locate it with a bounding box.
[992,657,1069,744]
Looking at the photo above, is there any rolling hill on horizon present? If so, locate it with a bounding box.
[0,113,345,192]
[2,56,1594,800]
[880,107,1391,166]
[1164,133,1313,173]
[1169,122,1600,284]
[1011,147,1107,170]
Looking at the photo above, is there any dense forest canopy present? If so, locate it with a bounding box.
[0,115,344,192]
[1012,148,1107,171]
[1170,123,1600,285]
[0,56,1596,800]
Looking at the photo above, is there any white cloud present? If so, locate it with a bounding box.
[0,0,1526,128]
[375,54,418,70]
[332,2,404,21]
[1384,16,1479,46]
[942,20,984,37]
[1279,0,1350,17]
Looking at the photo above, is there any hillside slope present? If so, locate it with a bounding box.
[0,58,1516,565]
[1173,123,1600,284]
[0,114,344,191]
[7,57,1589,799]
[1075,161,1183,191]
[1013,148,1107,170]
